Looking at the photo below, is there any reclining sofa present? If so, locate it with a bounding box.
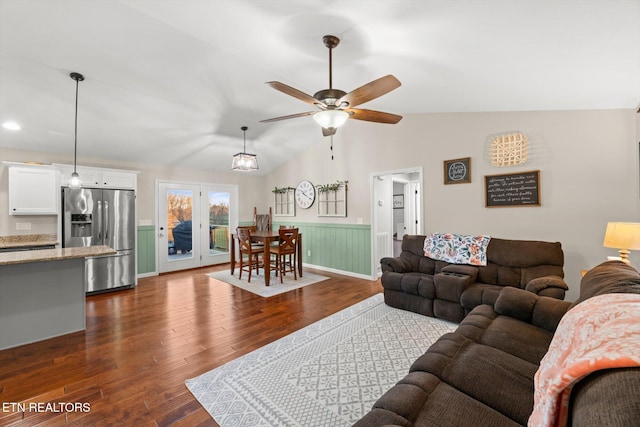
[355,260,640,426]
[381,234,568,323]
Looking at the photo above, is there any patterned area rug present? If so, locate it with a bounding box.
[185,294,457,426]
[207,269,329,297]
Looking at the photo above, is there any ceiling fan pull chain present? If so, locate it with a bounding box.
[330,135,334,160]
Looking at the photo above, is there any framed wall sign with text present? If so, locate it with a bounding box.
[484,170,541,207]
[444,157,471,184]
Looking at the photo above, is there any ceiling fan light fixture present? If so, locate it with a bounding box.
[313,109,348,130]
[231,126,258,172]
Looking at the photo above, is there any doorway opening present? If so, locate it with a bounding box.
[371,167,423,277]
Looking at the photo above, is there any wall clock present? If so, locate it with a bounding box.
[295,180,315,209]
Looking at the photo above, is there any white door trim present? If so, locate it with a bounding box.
[370,166,424,278]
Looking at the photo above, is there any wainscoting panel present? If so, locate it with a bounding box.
[136,222,372,277]
[274,222,371,276]
[137,225,156,275]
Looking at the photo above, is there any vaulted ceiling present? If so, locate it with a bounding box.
[1,0,639,175]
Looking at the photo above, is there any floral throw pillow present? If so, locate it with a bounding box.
[423,233,491,266]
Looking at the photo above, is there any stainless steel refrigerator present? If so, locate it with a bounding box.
[62,187,135,293]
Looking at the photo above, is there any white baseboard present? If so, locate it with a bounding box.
[137,272,158,279]
[302,263,375,281]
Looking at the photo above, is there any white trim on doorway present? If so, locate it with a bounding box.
[370,167,424,278]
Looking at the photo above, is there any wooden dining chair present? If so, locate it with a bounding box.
[278,225,298,272]
[269,228,298,283]
[237,227,263,283]
[254,207,272,232]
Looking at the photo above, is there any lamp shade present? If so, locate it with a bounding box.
[603,222,640,264]
[231,152,258,171]
[603,222,640,250]
[313,110,348,129]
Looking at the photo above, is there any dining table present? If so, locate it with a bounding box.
[230,229,303,286]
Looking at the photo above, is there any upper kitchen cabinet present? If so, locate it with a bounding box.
[55,164,138,190]
[5,163,58,215]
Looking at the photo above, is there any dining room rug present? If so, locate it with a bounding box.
[207,269,329,297]
[185,293,457,426]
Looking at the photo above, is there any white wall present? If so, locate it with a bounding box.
[264,109,640,301]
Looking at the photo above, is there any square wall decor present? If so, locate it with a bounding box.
[444,157,471,184]
[490,132,528,167]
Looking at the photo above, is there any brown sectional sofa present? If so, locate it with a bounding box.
[354,260,640,427]
[381,235,568,323]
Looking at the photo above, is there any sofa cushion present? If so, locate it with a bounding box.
[410,333,537,425]
[354,371,521,427]
[382,271,435,299]
[460,283,503,310]
[494,286,571,332]
[384,289,435,318]
[485,238,564,268]
[474,239,565,287]
[456,304,554,365]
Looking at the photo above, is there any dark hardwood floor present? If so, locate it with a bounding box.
[0,264,382,426]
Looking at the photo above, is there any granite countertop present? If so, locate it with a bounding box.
[0,245,116,266]
[0,234,59,249]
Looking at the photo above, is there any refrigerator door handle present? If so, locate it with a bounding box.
[104,200,109,241]
[97,200,102,240]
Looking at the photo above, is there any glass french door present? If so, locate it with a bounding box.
[158,182,237,273]
[202,186,236,265]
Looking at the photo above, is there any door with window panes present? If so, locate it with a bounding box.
[158,182,237,273]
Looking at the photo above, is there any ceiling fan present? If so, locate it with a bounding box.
[260,35,402,137]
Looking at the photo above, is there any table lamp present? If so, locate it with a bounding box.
[603,222,640,264]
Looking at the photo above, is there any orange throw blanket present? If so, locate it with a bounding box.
[528,293,640,427]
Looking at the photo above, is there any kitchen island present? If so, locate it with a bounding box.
[0,245,115,350]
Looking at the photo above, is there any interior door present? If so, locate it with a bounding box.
[158,182,201,273]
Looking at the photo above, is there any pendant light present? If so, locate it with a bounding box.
[68,72,84,188]
[231,126,258,171]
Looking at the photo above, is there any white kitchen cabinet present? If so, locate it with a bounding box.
[7,164,58,215]
[55,164,137,190]
[100,171,136,189]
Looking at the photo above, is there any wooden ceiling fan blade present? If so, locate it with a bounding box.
[346,108,403,124]
[265,81,326,107]
[322,127,337,137]
[338,75,401,108]
[260,111,316,123]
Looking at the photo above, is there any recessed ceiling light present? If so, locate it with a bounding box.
[2,121,21,131]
